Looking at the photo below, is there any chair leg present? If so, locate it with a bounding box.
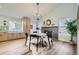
[40,37,43,47]
[48,36,51,48]
[37,37,39,52]
[51,39,53,46]
[29,36,31,50]
[25,37,28,46]
[41,38,43,47]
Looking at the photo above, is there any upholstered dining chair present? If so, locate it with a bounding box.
[44,31,53,48]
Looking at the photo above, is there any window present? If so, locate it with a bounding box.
[0,16,23,32]
[8,20,23,32]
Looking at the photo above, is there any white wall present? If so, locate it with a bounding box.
[40,3,77,25]
[30,20,36,33]
[39,3,78,42]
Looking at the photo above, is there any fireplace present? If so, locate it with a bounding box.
[41,26,58,40]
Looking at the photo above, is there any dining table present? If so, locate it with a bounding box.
[29,33,47,52]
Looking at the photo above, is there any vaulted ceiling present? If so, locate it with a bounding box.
[0,3,62,19]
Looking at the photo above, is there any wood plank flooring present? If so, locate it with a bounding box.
[0,39,76,55]
[47,41,76,55]
[0,39,30,55]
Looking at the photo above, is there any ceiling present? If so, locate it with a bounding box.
[0,3,62,19]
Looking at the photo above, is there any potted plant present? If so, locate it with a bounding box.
[66,19,77,44]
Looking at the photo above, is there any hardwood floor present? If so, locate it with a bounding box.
[0,39,76,55]
[0,39,30,55]
[47,41,76,55]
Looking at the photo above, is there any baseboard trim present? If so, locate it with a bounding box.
[0,37,25,42]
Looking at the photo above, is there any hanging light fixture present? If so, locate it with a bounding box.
[35,3,42,31]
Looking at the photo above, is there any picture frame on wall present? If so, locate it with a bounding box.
[46,19,51,25]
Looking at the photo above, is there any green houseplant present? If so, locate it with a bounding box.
[66,19,77,42]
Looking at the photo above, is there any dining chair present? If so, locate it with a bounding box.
[29,34,42,52]
[44,31,53,48]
